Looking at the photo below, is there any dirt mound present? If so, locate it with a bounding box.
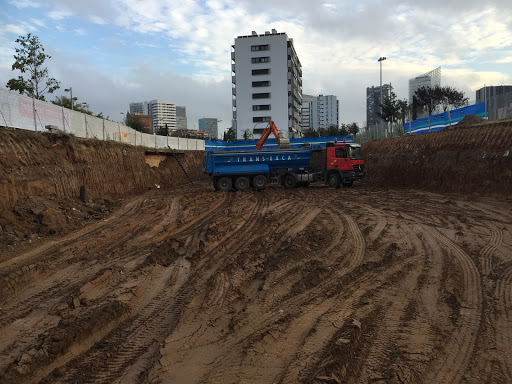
[446,114,487,129]
[362,121,512,194]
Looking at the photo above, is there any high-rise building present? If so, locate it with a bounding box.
[366,85,392,129]
[231,29,302,139]
[476,85,512,121]
[301,94,314,132]
[148,100,176,132]
[199,118,219,138]
[176,106,187,131]
[129,101,149,115]
[409,67,441,104]
[301,94,339,132]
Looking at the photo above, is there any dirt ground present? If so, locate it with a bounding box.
[1,126,512,383]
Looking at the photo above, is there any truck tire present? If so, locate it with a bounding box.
[252,175,267,190]
[282,174,297,189]
[217,177,232,191]
[234,176,250,191]
[327,173,341,189]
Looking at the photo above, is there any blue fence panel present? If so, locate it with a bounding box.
[205,135,353,151]
[404,102,486,135]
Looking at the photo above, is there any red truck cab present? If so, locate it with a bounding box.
[325,141,365,187]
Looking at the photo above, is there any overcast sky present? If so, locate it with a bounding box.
[0,0,511,134]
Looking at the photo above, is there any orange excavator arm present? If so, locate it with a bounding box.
[255,120,282,150]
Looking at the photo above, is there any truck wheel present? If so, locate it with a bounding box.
[327,173,341,189]
[252,175,267,190]
[217,177,232,191]
[282,174,297,189]
[235,176,250,191]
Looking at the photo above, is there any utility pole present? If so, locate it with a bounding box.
[378,57,386,138]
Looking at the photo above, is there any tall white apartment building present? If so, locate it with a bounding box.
[231,29,302,139]
[302,94,339,131]
[148,100,176,132]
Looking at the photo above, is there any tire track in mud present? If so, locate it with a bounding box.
[52,258,191,384]
[140,191,231,246]
[143,194,273,382]
[279,216,413,384]
[0,195,146,272]
[383,224,441,383]
[422,225,483,384]
[248,204,328,310]
[0,193,185,325]
[56,193,268,383]
[0,190,230,382]
[158,200,329,383]
[197,211,366,384]
[361,206,388,247]
[0,196,169,373]
[479,221,503,276]
[495,266,512,381]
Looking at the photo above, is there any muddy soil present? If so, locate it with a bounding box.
[1,126,512,383]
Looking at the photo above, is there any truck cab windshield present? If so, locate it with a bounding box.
[348,145,363,160]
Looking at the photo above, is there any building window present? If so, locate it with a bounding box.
[253,104,271,111]
[253,116,271,123]
[252,81,270,87]
[251,44,270,51]
[252,69,270,75]
[251,56,270,64]
[252,93,270,99]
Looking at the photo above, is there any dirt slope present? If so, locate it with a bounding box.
[362,121,512,194]
[0,126,512,384]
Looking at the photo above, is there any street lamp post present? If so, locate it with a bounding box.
[64,87,77,110]
[378,57,386,138]
[120,112,125,124]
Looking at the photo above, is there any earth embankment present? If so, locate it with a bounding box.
[362,121,512,194]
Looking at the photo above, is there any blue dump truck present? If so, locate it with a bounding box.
[202,140,365,191]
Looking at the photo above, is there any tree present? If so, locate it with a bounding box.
[6,34,60,100]
[303,128,318,138]
[414,85,469,129]
[324,124,337,136]
[125,113,146,133]
[52,96,90,114]
[157,123,169,136]
[223,127,236,141]
[338,124,350,136]
[52,96,107,118]
[396,99,410,136]
[348,122,360,137]
[414,86,442,118]
[242,129,253,141]
[444,87,469,110]
[378,91,399,123]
